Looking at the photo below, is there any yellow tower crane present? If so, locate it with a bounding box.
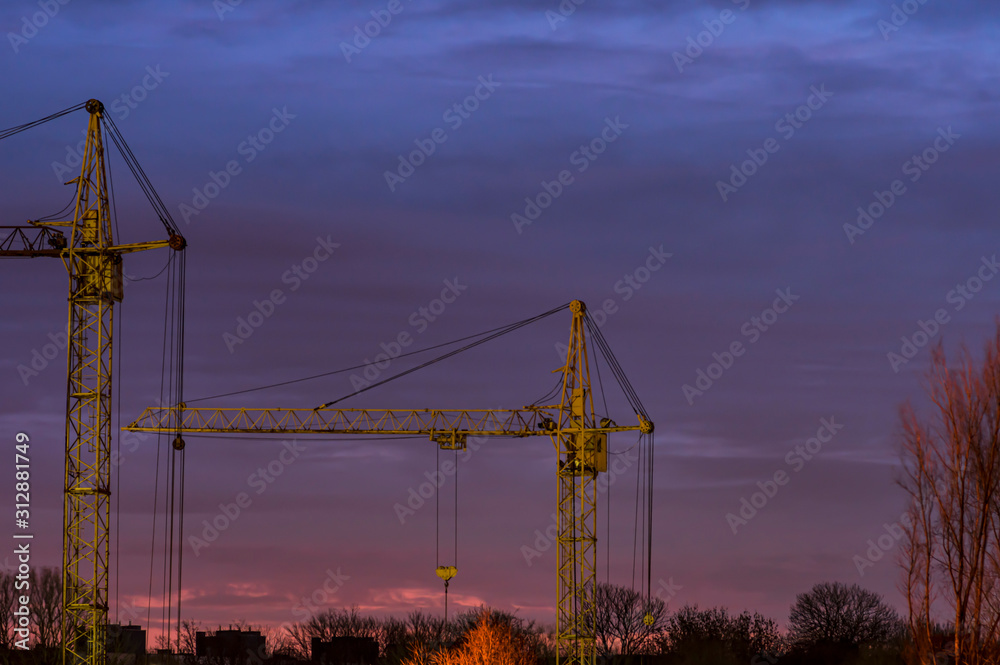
[125,300,654,665]
[0,100,186,665]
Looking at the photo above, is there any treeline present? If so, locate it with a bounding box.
[0,567,61,652]
[0,575,967,664]
[184,581,915,665]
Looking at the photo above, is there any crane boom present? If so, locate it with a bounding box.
[125,405,646,438]
[0,224,67,257]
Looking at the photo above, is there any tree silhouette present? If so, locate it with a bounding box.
[28,568,61,650]
[658,605,781,663]
[787,582,901,652]
[0,570,15,650]
[286,605,380,658]
[592,582,666,657]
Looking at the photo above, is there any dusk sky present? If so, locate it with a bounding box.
[1,0,999,645]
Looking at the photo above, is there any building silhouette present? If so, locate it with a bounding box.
[107,623,147,664]
[310,636,378,665]
[196,628,266,664]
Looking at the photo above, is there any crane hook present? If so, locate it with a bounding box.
[435,566,457,623]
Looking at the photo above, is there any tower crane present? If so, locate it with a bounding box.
[125,300,654,665]
[0,100,186,665]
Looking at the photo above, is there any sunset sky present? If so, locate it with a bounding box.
[1,0,998,645]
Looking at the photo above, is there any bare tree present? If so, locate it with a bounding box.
[28,567,61,650]
[0,570,15,650]
[899,334,1000,664]
[178,619,200,663]
[372,612,451,664]
[402,610,537,665]
[658,605,782,663]
[449,607,548,659]
[726,610,783,662]
[285,606,382,660]
[788,582,902,650]
[592,582,666,657]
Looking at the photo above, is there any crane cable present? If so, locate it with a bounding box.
[584,314,655,611]
[434,445,460,625]
[105,109,189,649]
[316,303,570,408]
[0,102,87,141]
[583,315,648,420]
[0,102,178,238]
[92,109,190,650]
[149,247,187,651]
[101,112,189,648]
[101,115,180,237]
[31,189,77,223]
[185,306,569,405]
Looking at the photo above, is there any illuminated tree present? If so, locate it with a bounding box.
[899,332,1000,664]
[402,611,538,665]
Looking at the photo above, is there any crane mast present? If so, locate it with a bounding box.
[61,98,118,665]
[556,301,599,663]
[126,300,653,665]
[1,99,183,665]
